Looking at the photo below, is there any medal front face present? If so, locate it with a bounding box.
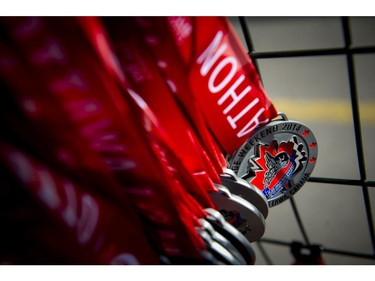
[228,117,318,207]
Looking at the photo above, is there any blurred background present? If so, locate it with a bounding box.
[228,17,375,265]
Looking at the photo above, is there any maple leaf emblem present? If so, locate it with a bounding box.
[245,136,307,198]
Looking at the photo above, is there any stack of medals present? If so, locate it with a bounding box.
[0,16,317,265]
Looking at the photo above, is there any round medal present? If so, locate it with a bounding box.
[220,168,269,219]
[228,114,318,208]
[209,185,265,242]
[204,208,256,265]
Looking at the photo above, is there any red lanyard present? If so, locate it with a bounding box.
[0,17,208,261]
[78,17,224,246]
[0,27,161,264]
[0,141,160,264]
[78,17,269,243]
[165,16,278,154]
[132,17,229,175]
[79,17,222,205]
[100,17,218,198]
[0,16,278,263]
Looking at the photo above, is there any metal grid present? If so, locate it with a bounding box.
[237,16,375,264]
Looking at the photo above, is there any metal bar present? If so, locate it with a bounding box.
[308,177,375,187]
[238,17,263,79]
[342,16,375,255]
[261,238,375,260]
[290,197,311,246]
[261,238,290,246]
[239,17,255,54]
[323,248,375,260]
[249,46,375,59]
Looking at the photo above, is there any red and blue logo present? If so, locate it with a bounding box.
[249,136,307,199]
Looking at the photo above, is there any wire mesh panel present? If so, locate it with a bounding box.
[228,16,375,265]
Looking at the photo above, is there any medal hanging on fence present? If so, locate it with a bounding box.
[163,17,318,208]
[78,17,243,262]
[101,17,267,243]
[149,16,270,219]
[128,17,269,242]
[228,113,318,207]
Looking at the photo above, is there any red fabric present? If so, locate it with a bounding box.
[167,17,278,154]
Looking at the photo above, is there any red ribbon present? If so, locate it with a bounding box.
[166,17,278,154]
[0,17,209,261]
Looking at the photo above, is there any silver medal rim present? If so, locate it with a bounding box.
[220,173,269,219]
[209,185,266,242]
[228,119,318,207]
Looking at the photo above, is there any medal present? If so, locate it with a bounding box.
[204,208,256,264]
[220,167,269,219]
[228,113,318,207]
[209,184,265,242]
[198,218,247,265]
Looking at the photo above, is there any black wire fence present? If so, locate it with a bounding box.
[236,16,375,264]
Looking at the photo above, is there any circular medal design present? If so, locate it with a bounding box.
[228,114,318,208]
